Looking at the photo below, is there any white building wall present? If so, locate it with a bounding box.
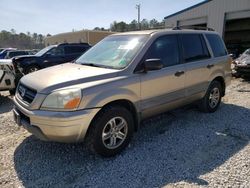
[164,0,250,36]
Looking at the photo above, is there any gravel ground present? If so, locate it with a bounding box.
[0,78,249,188]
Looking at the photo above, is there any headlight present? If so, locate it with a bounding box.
[41,88,82,110]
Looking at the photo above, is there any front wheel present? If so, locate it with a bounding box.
[199,81,222,113]
[86,106,134,157]
[9,88,16,95]
[25,65,40,74]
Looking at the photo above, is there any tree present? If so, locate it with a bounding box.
[10,29,16,34]
[110,18,164,32]
[141,19,149,30]
[93,27,101,31]
[0,30,45,49]
[128,20,138,31]
[110,21,118,32]
[149,19,159,28]
[33,33,38,44]
[110,21,128,32]
[38,34,44,45]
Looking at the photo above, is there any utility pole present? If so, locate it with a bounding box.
[136,4,141,30]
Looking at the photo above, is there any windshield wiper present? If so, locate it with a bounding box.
[81,63,116,69]
[82,63,102,67]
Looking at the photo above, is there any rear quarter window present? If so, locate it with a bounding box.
[205,34,227,57]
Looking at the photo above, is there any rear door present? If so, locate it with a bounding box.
[139,34,186,118]
[180,33,212,100]
[64,45,89,62]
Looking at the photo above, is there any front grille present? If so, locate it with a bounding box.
[18,84,37,104]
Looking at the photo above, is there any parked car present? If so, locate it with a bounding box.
[0,48,5,53]
[232,48,250,77]
[13,29,231,157]
[0,59,16,95]
[12,43,91,74]
[0,48,17,59]
[4,50,30,59]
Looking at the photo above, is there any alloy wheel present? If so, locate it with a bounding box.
[102,117,128,149]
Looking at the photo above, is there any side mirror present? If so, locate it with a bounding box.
[144,59,163,72]
[45,52,52,58]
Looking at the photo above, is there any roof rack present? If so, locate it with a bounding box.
[172,26,215,31]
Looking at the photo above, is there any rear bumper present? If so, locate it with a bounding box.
[13,97,100,143]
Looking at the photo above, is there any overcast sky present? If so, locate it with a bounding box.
[0,0,202,35]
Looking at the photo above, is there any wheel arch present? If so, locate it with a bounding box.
[212,76,226,96]
[24,64,41,74]
[87,99,140,136]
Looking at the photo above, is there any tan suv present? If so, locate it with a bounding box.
[13,29,231,157]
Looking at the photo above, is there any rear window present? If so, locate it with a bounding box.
[206,34,227,57]
[181,34,210,62]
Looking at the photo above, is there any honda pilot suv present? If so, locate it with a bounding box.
[13,29,231,157]
[13,43,91,74]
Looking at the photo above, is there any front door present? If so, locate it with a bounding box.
[43,46,65,67]
[139,34,186,118]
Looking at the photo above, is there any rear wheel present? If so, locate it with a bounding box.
[199,80,222,113]
[86,106,134,157]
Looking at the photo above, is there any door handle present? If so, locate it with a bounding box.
[207,64,214,69]
[175,71,185,77]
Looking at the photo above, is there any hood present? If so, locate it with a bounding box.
[236,56,250,65]
[20,63,119,93]
[13,55,37,62]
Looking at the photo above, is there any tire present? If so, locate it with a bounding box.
[199,80,222,113]
[25,65,40,74]
[86,106,134,157]
[9,88,16,95]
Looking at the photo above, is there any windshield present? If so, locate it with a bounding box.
[76,35,148,69]
[35,46,55,56]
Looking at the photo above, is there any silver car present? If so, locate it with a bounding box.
[13,29,231,157]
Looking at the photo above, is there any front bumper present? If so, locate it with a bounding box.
[13,97,100,143]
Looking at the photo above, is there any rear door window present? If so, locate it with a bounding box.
[205,34,227,57]
[181,34,210,63]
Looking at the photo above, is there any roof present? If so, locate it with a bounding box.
[112,29,167,35]
[164,0,212,19]
[110,28,218,37]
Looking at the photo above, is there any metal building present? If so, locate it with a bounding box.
[164,0,250,53]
